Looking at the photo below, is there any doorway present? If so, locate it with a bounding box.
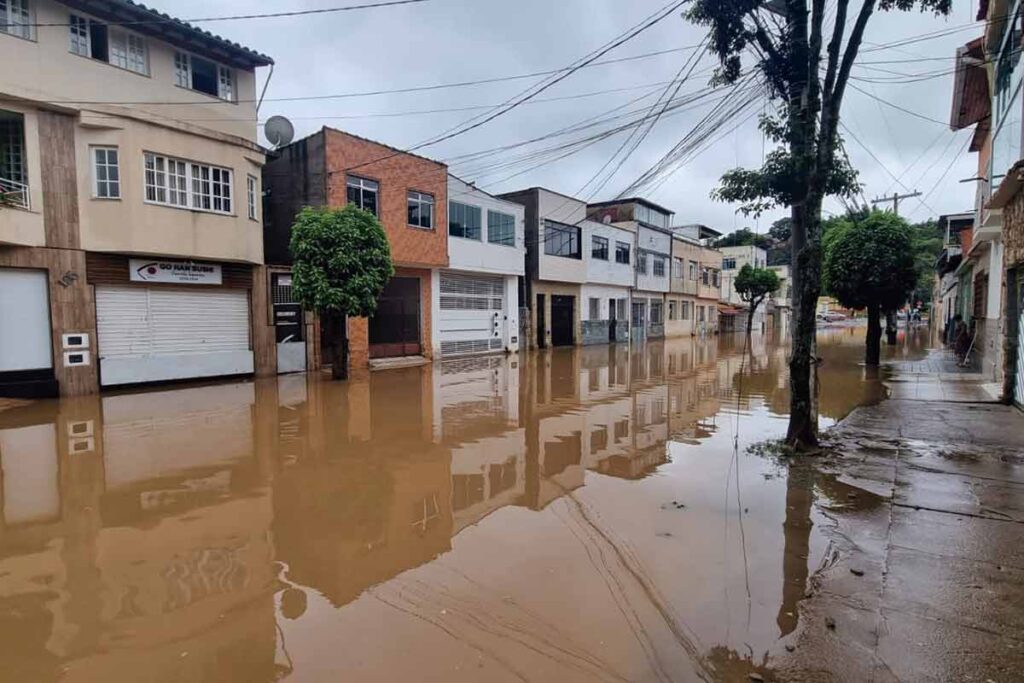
[551,295,575,347]
[369,277,422,358]
[608,298,617,342]
[536,293,546,348]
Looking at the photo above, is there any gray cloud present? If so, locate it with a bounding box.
[157,0,982,230]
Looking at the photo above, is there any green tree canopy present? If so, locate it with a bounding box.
[715,227,772,249]
[290,204,394,378]
[823,210,916,364]
[735,264,780,334]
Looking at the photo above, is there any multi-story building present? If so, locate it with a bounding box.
[950,26,1011,390]
[497,187,587,349]
[0,0,273,397]
[767,264,792,334]
[262,128,448,371]
[933,212,973,343]
[719,245,768,333]
[433,175,524,358]
[587,198,674,342]
[580,216,634,345]
[667,231,722,337]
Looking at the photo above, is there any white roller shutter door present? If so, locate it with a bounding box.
[96,285,253,386]
[0,268,52,372]
[438,272,505,357]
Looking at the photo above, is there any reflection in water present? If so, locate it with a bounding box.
[0,327,928,682]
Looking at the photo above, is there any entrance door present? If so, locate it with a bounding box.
[369,277,421,359]
[631,301,645,341]
[272,272,306,373]
[608,298,617,342]
[0,268,52,373]
[550,295,575,347]
[536,294,546,348]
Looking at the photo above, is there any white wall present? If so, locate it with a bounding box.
[584,219,634,287]
[447,176,525,277]
[580,284,631,321]
[636,225,671,293]
[537,188,587,283]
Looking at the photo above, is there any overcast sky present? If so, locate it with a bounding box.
[154,0,982,231]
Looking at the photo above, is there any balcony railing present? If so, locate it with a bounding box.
[0,177,29,210]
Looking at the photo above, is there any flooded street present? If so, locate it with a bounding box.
[0,327,932,682]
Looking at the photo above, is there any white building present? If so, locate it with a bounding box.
[580,218,635,345]
[432,175,525,358]
[587,198,674,342]
[720,245,769,333]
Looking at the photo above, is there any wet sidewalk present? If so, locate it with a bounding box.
[885,348,1002,402]
[775,362,1024,681]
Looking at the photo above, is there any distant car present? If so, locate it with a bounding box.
[817,312,847,322]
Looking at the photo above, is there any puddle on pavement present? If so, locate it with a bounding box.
[0,326,930,681]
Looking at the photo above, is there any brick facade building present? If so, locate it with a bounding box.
[263,127,448,372]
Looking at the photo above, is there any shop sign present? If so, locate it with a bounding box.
[130,259,222,285]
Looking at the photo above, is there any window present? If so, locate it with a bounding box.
[68,14,148,75]
[689,260,697,280]
[701,267,710,286]
[247,174,258,220]
[672,257,683,279]
[615,241,630,264]
[668,300,677,321]
[653,256,666,278]
[0,0,31,40]
[544,221,581,259]
[650,301,663,324]
[174,51,234,101]
[712,270,720,287]
[92,147,119,199]
[591,235,609,260]
[144,152,232,214]
[449,201,482,240]
[346,175,378,216]
[488,210,515,246]
[408,190,434,229]
[681,301,690,320]
[589,297,600,320]
[635,203,670,229]
[698,305,706,322]
[637,251,648,275]
[723,257,737,270]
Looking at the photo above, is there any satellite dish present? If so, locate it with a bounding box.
[264,115,294,148]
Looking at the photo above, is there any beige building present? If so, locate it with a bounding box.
[667,232,722,337]
[0,0,273,397]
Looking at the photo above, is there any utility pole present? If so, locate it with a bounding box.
[870,190,921,216]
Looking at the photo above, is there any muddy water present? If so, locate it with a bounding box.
[0,326,930,682]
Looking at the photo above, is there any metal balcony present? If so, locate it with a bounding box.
[0,177,29,210]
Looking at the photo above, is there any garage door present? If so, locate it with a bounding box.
[95,285,253,386]
[0,268,52,372]
[439,273,504,356]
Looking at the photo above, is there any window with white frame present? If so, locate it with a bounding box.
[0,0,31,40]
[174,51,234,101]
[346,175,378,216]
[407,190,434,229]
[449,201,481,240]
[247,174,258,220]
[67,14,149,75]
[144,152,232,214]
[92,147,119,199]
[723,257,737,270]
[636,251,648,275]
[589,297,600,320]
[653,256,666,278]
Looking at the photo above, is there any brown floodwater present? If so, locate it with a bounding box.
[0,326,930,682]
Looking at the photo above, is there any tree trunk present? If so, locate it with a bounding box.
[322,310,349,381]
[866,303,882,366]
[885,310,898,345]
[786,197,823,451]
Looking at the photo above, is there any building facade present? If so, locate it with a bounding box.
[666,232,722,337]
[580,217,634,345]
[587,198,674,342]
[262,128,448,371]
[719,245,768,333]
[433,175,524,358]
[497,187,587,349]
[0,0,273,397]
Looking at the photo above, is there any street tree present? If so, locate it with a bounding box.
[822,210,916,365]
[686,0,952,450]
[290,205,394,380]
[735,264,781,336]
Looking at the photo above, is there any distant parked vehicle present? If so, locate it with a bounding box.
[817,311,848,323]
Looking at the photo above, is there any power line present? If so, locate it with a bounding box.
[2,45,703,108]
[847,82,949,126]
[0,0,432,28]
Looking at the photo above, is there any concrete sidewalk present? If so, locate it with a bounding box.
[885,348,1002,402]
[775,366,1024,681]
